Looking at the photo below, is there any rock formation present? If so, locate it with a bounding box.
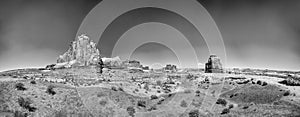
[205,55,223,73]
[124,60,142,68]
[56,34,100,67]
[102,56,122,68]
[164,64,177,73]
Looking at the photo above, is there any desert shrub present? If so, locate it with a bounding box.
[137,100,146,108]
[99,100,107,106]
[156,80,162,86]
[283,90,290,96]
[97,93,105,97]
[157,98,164,105]
[147,106,157,111]
[257,80,262,85]
[216,98,227,106]
[221,108,230,115]
[188,109,199,117]
[195,90,201,97]
[144,83,150,91]
[54,109,68,117]
[186,74,195,80]
[15,83,26,91]
[46,85,56,95]
[118,87,124,92]
[111,86,118,91]
[150,95,158,100]
[180,100,188,107]
[30,80,36,84]
[262,81,267,86]
[14,111,28,117]
[184,89,192,93]
[228,104,234,109]
[242,106,249,109]
[18,97,37,112]
[279,78,300,86]
[127,106,135,117]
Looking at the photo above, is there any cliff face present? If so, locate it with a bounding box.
[57,34,100,66]
[205,55,223,73]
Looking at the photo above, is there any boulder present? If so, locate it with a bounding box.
[205,55,223,73]
[57,34,100,66]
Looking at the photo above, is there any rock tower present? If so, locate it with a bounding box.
[57,34,100,66]
[205,55,223,73]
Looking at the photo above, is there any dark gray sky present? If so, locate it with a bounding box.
[0,0,299,71]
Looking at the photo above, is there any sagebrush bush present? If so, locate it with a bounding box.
[46,85,56,95]
[221,108,230,115]
[216,98,227,106]
[150,95,158,100]
[127,106,135,117]
[18,97,36,112]
[279,78,300,86]
[188,109,199,117]
[15,83,26,91]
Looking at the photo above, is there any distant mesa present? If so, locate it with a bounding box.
[205,55,223,73]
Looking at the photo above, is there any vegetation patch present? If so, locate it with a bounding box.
[18,97,37,112]
[279,77,300,86]
[220,84,287,104]
[15,83,26,91]
[46,85,56,95]
[216,98,227,106]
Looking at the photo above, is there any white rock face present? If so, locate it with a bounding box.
[57,34,100,66]
[102,56,122,67]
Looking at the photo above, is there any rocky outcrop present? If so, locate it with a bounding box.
[122,60,142,68]
[205,55,223,73]
[56,34,100,67]
[164,64,177,73]
[102,56,122,68]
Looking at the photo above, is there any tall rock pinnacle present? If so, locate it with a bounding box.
[205,55,223,73]
[57,34,100,66]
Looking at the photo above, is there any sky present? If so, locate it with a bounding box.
[0,0,299,71]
